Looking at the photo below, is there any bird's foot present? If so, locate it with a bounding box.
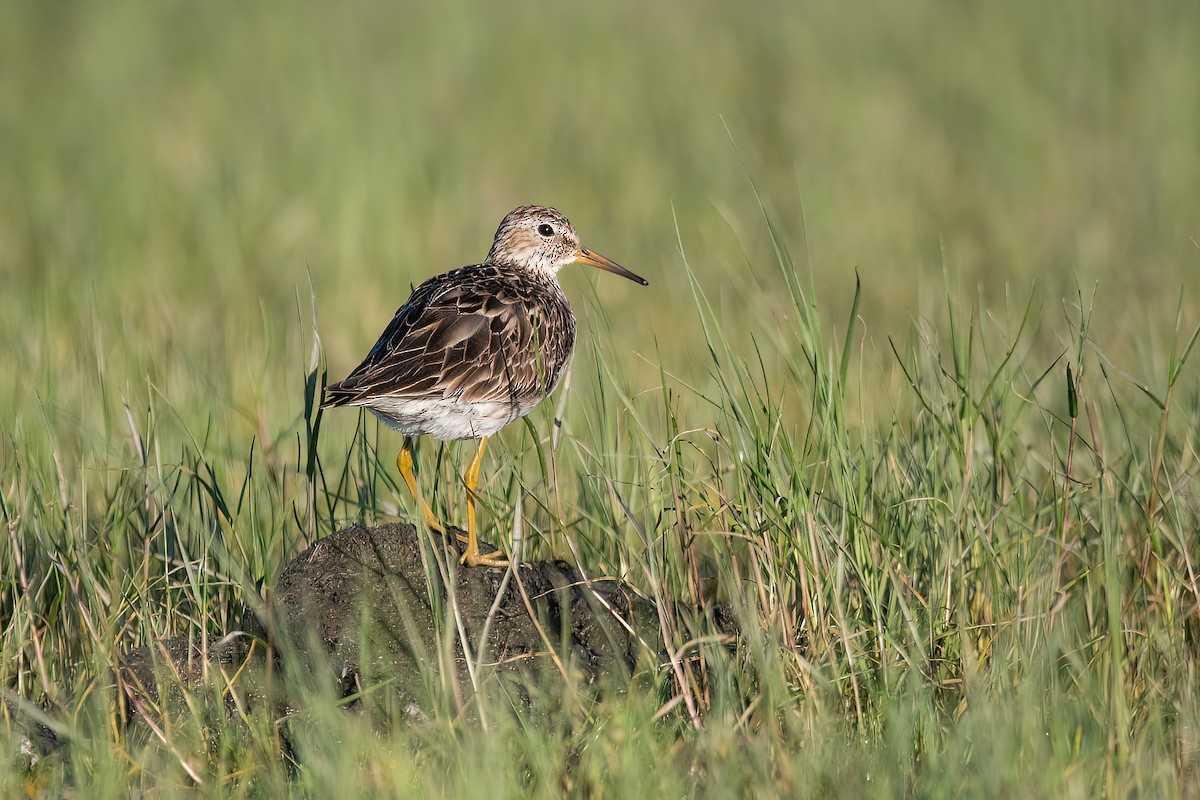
[460,546,510,568]
[421,509,446,534]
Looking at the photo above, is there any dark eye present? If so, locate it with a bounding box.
[537,223,555,237]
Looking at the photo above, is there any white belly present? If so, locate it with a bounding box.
[354,396,541,441]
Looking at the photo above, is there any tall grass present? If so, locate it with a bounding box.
[3,0,1199,796]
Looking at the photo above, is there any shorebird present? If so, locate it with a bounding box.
[323,205,648,566]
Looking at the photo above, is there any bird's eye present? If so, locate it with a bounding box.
[537,223,555,238]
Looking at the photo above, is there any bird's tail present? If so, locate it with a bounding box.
[321,379,359,408]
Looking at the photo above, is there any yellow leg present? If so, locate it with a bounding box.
[396,437,444,533]
[461,436,508,567]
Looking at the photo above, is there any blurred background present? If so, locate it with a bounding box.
[1,0,1197,477]
[2,4,1200,792]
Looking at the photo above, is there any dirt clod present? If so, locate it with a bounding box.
[113,523,736,723]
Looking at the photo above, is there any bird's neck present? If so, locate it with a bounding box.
[484,257,560,284]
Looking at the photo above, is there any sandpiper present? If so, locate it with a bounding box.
[324,205,648,566]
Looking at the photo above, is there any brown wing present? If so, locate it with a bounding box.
[323,265,571,408]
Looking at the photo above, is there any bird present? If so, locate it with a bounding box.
[323,205,648,567]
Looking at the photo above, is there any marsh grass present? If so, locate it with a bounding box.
[3,1,1200,796]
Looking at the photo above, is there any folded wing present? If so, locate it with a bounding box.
[323,266,564,409]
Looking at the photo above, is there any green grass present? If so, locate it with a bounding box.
[2,0,1200,796]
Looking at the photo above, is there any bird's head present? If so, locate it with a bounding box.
[486,205,648,286]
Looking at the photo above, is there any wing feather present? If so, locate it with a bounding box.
[323,265,573,410]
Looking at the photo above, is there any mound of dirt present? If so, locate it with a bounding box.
[114,523,737,724]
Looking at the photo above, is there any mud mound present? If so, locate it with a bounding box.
[114,524,737,724]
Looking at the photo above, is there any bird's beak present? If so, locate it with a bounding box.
[572,248,649,286]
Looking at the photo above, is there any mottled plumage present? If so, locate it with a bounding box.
[323,263,576,439]
[322,205,647,567]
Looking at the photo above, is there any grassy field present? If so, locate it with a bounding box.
[2,0,1199,796]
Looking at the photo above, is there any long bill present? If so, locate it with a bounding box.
[572,248,649,286]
